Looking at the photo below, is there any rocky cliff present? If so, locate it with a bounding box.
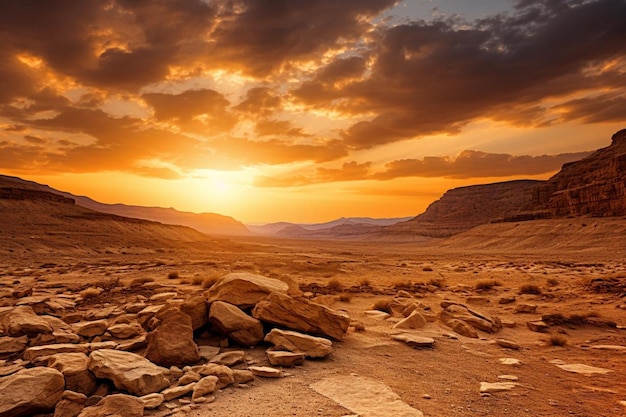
[530,129,626,218]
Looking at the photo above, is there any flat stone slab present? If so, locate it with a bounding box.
[311,375,424,417]
[480,382,518,393]
[589,345,626,352]
[391,333,435,348]
[550,360,612,375]
[499,358,522,366]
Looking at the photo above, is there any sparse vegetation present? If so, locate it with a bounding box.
[546,277,559,287]
[519,284,543,295]
[338,293,351,303]
[475,279,502,291]
[359,277,372,287]
[372,298,393,314]
[203,277,218,289]
[167,271,179,280]
[191,276,203,285]
[548,333,568,346]
[327,278,343,292]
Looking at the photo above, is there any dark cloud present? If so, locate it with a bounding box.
[555,93,626,123]
[23,135,47,145]
[234,88,283,116]
[374,150,592,179]
[255,119,309,137]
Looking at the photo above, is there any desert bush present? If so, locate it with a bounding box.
[327,278,343,292]
[546,277,559,287]
[129,277,155,287]
[519,284,542,295]
[548,333,568,346]
[167,271,179,280]
[191,276,203,285]
[359,277,372,287]
[475,279,501,291]
[80,287,102,299]
[203,277,218,289]
[372,298,393,313]
[422,266,434,272]
[338,293,351,303]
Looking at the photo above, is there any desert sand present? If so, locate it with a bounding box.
[1,222,625,417]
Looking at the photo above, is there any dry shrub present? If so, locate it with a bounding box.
[338,293,351,303]
[546,277,559,287]
[372,298,393,313]
[475,279,501,291]
[191,276,203,285]
[80,287,102,299]
[167,271,179,280]
[203,277,218,289]
[548,333,568,346]
[129,277,155,287]
[327,278,343,292]
[359,277,372,287]
[519,284,542,295]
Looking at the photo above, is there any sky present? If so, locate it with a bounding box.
[0,0,625,224]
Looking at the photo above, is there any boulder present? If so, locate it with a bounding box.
[267,350,306,367]
[43,316,81,344]
[252,293,350,341]
[144,305,199,367]
[192,376,219,401]
[180,296,209,331]
[107,323,144,340]
[161,383,195,401]
[0,336,28,355]
[209,301,264,346]
[4,306,53,337]
[527,321,549,333]
[440,303,501,336]
[196,363,234,389]
[88,349,170,396]
[391,334,435,348]
[76,394,143,417]
[204,273,289,308]
[209,351,245,367]
[264,328,333,358]
[515,303,538,314]
[0,367,65,416]
[24,343,90,362]
[53,398,85,417]
[248,366,284,378]
[139,393,164,409]
[47,353,97,396]
[71,320,109,338]
[392,310,428,330]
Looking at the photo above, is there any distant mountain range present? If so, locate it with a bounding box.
[247,216,414,236]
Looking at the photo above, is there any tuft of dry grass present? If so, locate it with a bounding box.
[167,271,179,280]
[359,277,372,287]
[546,277,559,287]
[548,333,568,346]
[519,284,542,295]
[338,293,351,303]
[326,278,343,292]
[372,298,393,313]
[191,276,203,285]
[202,277,218,289]
[475,279,501,291]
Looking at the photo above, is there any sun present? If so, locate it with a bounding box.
[211,178,232,196]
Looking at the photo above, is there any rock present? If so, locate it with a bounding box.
[145,305,199,367]
[4,306,53,337]
[115,335,146,352]
[515,303,538,314]
[24,343,90,362]
[444,318,478,338]
[264,328,333,358]
[267,350,306,367]
[248,366,284,378]
[233,369,254,384]
[550,359,612,375]
[479,382,518,393]
[107,323,144,340]
[161,383,195,401]
[76,393,143,417]
[197,345,220,361]
[501,319,516,328]
[466,296,490,305]
[527,320,549,332]
[495,339,521,350]
[208,301,264,347]
[47,353,97,396]
[363,310,390,320]
[499,297,516,304]
[149,292,178,302]
[253,292,350,341]
[140,393,164,409]
[0,367,65,416]
[440,303,501,336]
[499,358,522,366]
[88,349,170,396]
[392,310,427,330]
[204,273,289,308]
[54,398,85,417]
[391,333,435,348]
[192,376,219,401]
[498,375,519,381]
[180,296,209,331]
[196,363,234,389]
[71,320,109,338]
[0,335,28,355]
[209,350,245,367]
[43,316,81,344]
[178,371,201,385]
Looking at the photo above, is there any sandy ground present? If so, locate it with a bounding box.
[1,232,626,417]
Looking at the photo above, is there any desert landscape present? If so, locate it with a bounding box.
[2,1,626,416]
[1,129,625,417]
